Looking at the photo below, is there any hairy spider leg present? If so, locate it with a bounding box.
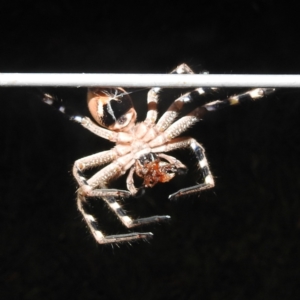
[72,151,154,243]
[73,152,170,243]
[157,153,187,170]
[76,193,153,244]
[126,166,139,195]
[42,93,74,116]
[43,94,162,243]
[74,157,154,244]
[149,87,276,148]
[154,87,216,133]
[43,91,134,143]
[76,158,171,227]
[158,64,216,132]
[145,87,161,125]
[143,64,217,142]
[45,92,170,241]
[150,137,214,200]
[149,87,275,200]
[168,139,214,200]
[203,88,275,111]
[144,63,195,125]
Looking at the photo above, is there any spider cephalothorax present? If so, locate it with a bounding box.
[43,63,274,244]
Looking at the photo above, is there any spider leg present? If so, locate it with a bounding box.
[126,166,137,195]
[144,63,196,125]
[42,93,123,142]
[145,87,161,125]
[42,94,154,243]
[72,116,120,141]
[157,153,187,174]
[154,88,214,133]
[77,194,153,244]
[149,88,275,200]
[144,65,216,142]
[72,150,130,198]
[90,162,170,228]
[73,153,133,200]
[75,156,169,243]
[100,193,171,228]
[203,88,275,112]
[155,63,216,132]
[151,137,214,200]
[124,166,171,225]
[168,140,214,200]
[73,152,153,243]
[72,115,137,144]
[149,88,275,148]
[155,87,274,136]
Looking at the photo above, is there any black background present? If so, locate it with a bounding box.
[1,0,300,299]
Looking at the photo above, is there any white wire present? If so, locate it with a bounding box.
[0,73,299,87]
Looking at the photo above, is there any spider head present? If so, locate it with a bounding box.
[87,88,137,132]
[136,153,178,188]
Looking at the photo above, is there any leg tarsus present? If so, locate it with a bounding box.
[83,187,131,199]
[77,193,154,244]
[261,88,275,95]
[168,182,214,201]
[130,215,171,227]
[97,232,154,244]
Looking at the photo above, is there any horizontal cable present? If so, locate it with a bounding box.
[0,73,299,88]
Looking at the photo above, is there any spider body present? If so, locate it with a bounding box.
[42,63,274,244]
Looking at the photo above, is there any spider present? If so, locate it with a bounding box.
[42,63,274,244]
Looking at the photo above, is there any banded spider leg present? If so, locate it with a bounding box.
[145,65,274,200]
